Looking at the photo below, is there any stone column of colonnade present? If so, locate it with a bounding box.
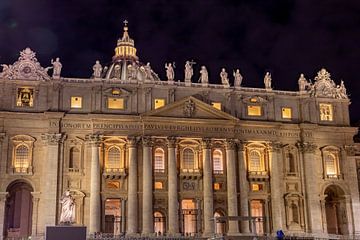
[269,142,285,232]
[0,192,8,240]
[167,137,179,236]
[40,133,65,229]
[226,139,240,235]
[237,141,250,233]
[299,142,323,235]
[202,138,214,236]
[127,137,139,236]
[142,137,153,235]
[86,134,103,234]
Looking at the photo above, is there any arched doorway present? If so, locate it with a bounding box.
[324,185,348,235]
[154,211,165,236]
[4,181,33,238]
[214,211,226,235]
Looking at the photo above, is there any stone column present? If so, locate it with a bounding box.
[121,198,126,234]
[268,142,285,232]
[237,141,250,233]
[127,137,139,235]
[196,198,202,234]
[41,133,65,227]
[86,134,103,234]
[31,192,41,237]
[343,146,360,237]
[202,138,213,236]
[299,142,322,235]
[167,137,179,236]
[0,133,5,175]
[0,192,8,240]
[142,137,153,235]
[226,139,239,235]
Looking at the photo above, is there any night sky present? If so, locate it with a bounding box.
[1,0,360,124]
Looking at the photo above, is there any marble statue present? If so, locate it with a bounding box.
[233,69,243,88]
[184,60,195,83]
[92,60,102,79]
[60,190,75,224]
[264,72,272,89]
[113,65,121,78]
[298,73,310,92]
[142,62,154,81]
[199,66,208,86]
[220,68,230,87]
[51,58,62,79]
[128,62,138,80]
[165,63,175,81]
[336,80,348,99]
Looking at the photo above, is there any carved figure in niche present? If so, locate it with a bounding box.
[233,69,243,88]
[220,68,230,87]
[264,72,272,89]
[92,60,102,79]
[184,60,195,83]
[113,64,121,78]
[59,190,75,224]
[51,57,62,78]
[199,66,208,85]
[165,62,175,81]
[128,62,138,80]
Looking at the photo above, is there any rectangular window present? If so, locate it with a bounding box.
[108,97,124,109]
[282,107,292,119]
[16,87,34,107]
[251,183,263,192]
[154,99,165,109]
[319,103,333,121]
[71,96,82,109]
[214,183,222,190]
[247,105,262,116]
[155,181,163,189]
[212,102,221,110]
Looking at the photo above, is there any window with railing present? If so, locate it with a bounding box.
[14,145,30,173]
[105,146,122,172]
[154,148,165,173]
[213,149,224,174]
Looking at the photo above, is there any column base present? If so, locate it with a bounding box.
[125,232,140,237]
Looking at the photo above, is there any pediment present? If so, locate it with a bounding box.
[141,96,239,121]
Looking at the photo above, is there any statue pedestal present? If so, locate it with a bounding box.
[46,226,86,240]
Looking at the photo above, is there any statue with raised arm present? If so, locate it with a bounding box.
[233,69,243,88]
[264,72,272,89]
[60,190,75,224]
[199,65,208,86]
[92,60,102,79]
[165,63,175,81]
[142,62,154,81]
[51,57,62,79]
[220,68,230,88]
[184,60,195,82]
[338,80,348,99]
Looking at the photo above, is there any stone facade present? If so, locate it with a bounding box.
[0,23,359,240]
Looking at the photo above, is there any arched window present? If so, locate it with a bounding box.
[183,148,195,170]
[14,145,30,173]
[325,153,336,175]
[107,146,121,170]
[213,150,224,174]
[154,211,165,235]
[249,150,262,172]
[154,148,165,173]
[69,147,80,169]
[287,153,296,173]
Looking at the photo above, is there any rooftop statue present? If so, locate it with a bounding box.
[298,73,311,92]
[92,60,102,79]
[220,68,230,88]
[165,63,175,81]
[51,57,62,79]
[233,69,243,88]
[59,190,75,224]
[199,66,208,87]
[184,60,195,86]
[128,62,139,80]
[264,72,272,89]
[141,62,155,81]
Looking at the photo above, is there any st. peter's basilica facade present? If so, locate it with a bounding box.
[0,23,360,240]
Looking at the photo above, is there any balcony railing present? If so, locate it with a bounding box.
[180,168,202,179]
[248,171,269,180]
[103,168,127,179]
[326,173,342,180]
[12,166,32,175]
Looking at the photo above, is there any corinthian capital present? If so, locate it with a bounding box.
[343,145,357,156]
[225,139,236,150]
[201,138,212,149]
[166,136,177,148]
[0,132,5,143]
[296,141,317,153]
[142,136,153,147]
[41,133,66,145]
[127,136,138,148]
[85,134,103,146]
[268,141,284,152]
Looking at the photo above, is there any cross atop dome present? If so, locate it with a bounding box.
[113,20,138,61]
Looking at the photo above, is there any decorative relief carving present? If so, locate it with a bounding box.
[183,99,196,117]
[0,48,51,81]
[183,180,196,191]
[343,145,357,156]
[41,133,66,145]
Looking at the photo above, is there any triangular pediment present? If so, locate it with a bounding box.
[141,96,239,121]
